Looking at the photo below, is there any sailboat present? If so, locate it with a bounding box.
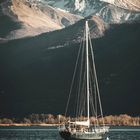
[59,21,109,140]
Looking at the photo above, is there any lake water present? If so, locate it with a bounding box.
[0,126,140,140]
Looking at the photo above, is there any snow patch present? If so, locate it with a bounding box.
[74,0,86,11]
[48,45,65,50]
[100,0,115,5]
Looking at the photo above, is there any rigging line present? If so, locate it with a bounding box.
[76,28,85,118]
[79,70,86,117]
[89,78,99,127]
[78,75,84,117]
[89,65,99,127]
[80,75,86,117]
[76,28,86,118]
[65,33,83,117]
[94,78,98,120]
[89,49,98,119]
[89,34,105,126]
[89,87,96,117]
[89,24,96,33]
[78,45,86,117]
[89,30,105,126]
[89,99,99,128]
[76,62,86,117]
[89,64,97,117]
[83,71,87,117]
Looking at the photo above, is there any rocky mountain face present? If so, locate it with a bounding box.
[2,0,81,39]
[101,0,140,12]
[11,0,81,28]
[45,0,140,23]
[1,0,140,40]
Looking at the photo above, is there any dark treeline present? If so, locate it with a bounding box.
[0,114,140,126]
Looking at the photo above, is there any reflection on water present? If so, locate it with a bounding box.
[0,127,61,140]
[108,130,140,140]
[0,126,140,140]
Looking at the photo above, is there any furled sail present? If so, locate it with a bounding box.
[69,120,90,126]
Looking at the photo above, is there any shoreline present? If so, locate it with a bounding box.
[0,124,140,127]
[0,114,139,127]
[0,123,60,127]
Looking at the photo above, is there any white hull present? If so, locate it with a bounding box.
[59,126,109,140]
[71,132,103,140]
[59,131,104,140]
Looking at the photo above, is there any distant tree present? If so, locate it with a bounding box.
[119,114,131,125]
[1,118,13,124]
[28,114,41,124]
[104,115,113,125]
[39,114,48,123]
[23,118,31,124]
[90,117,97,124]
[57,114,66,124]
[0,114,139,126]
[46,114,55,124]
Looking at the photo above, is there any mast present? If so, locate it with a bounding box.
[86,21,90,127]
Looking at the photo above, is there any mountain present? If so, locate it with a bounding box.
[1,0,81,39]
[101,0,140,11]
[1,0,108,40]
[1,0,139,41]
[45,0,140,23]
[1,0,140,40]
[0,20,140,117]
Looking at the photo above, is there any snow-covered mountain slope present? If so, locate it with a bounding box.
[101,0,140,12]
[44,0,140,23]
[1,0,140,39]
[43,0,105,17]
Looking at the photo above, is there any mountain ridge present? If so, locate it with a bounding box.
[101,0,140,12]
[1,0,140,40]
[45,0,140,23]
